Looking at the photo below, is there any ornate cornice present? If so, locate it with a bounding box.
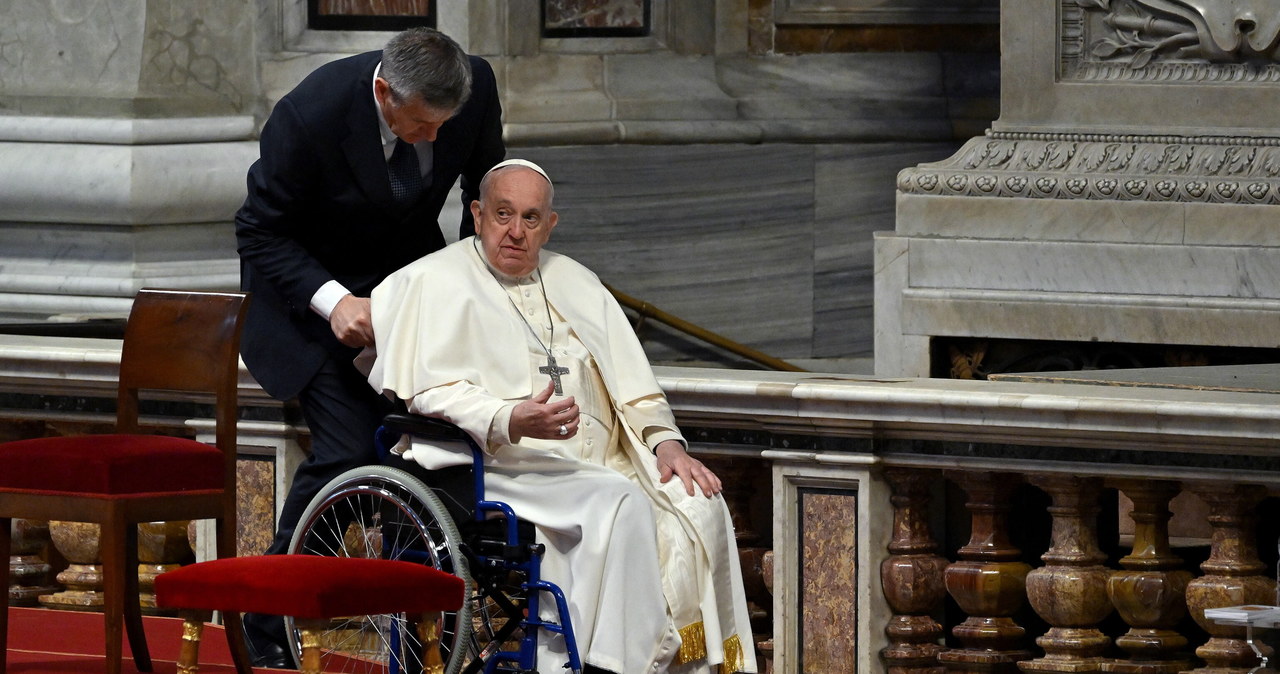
[897,132,1280,203]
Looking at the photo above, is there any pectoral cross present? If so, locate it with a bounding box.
[539,354,570,396]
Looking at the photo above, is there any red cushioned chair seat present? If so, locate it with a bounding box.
[0,434,224,496]
[154,556,465,619]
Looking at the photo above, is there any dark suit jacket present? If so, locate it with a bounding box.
[235,50,505,400]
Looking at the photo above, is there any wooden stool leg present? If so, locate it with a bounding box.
[297,619,328,674]
[416,613,445,674]
[176,612,207,674]
[220,610,255,674]
[1,516,10,674]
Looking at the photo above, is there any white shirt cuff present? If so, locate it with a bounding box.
[490,403,516,447]
[310,280,351,320]
[645,428,686,452]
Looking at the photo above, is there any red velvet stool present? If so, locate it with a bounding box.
[155,555,465,674]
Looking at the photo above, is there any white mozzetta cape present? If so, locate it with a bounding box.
[367,237,663,408]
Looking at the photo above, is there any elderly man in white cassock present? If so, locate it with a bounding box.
[364,158,757,674]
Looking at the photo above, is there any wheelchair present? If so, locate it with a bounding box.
[285,413,583,674]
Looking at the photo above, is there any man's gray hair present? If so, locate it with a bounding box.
[381,27,472,111]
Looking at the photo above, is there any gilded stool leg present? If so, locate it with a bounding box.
[416,613,445,674]
[177,611,208,674]
[297,619,328,674]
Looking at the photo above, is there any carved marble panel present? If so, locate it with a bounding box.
[1063,0,1280,82]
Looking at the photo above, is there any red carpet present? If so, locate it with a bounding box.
[6,606,282,673]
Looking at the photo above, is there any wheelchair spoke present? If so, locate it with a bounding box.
[288,467,476,674]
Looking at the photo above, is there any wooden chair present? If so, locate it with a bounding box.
[0,289,251,674]
[154,555,465,674]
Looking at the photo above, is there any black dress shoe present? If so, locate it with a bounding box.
[249,640,294,669]
[241,619,294,669]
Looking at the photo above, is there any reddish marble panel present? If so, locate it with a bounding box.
[317,0,431,16]
[544,0,646,30]
[236,455,276,558]
[800,488,859,671]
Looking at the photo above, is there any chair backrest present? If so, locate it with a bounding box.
[116,289,251,478]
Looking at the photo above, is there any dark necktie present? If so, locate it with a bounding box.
[388,139,424,204]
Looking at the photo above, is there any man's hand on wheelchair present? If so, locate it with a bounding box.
[330,294,375,347]
[656,440,722,498]
[510,380,581,441]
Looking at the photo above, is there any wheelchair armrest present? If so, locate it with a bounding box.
[380,413,471,443]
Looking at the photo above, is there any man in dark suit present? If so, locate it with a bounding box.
[234,26,504,666]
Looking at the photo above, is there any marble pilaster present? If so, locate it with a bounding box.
[0,0,257,324]
[876,0,1280,376]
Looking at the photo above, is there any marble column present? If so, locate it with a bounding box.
[0,0,258,323]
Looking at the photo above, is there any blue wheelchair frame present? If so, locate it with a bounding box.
[375,414,583,674]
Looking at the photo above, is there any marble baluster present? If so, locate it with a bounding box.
[881,468,947,674]
[1103,480,1193,674]
[1183,483,1275,673]
[8,519,59,606]
[137,520,193,614]
[939,471,1035,674]
[40,520,104,610]
[1021,475,1113,673]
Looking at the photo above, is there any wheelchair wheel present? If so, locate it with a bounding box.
[287,465,473,674]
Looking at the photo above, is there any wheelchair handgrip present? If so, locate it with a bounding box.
[380,413,470,443]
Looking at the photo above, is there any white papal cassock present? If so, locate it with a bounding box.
[363,237,757,674]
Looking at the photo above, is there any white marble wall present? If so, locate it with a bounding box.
[514,142,958,362]
[0,0,995,367]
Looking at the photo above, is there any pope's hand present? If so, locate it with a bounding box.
[509,380,580,440]
[330,294,374,347]
[656,440,721,498]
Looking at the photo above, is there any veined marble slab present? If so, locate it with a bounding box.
[906,238,1280,299]
[816,143,960,358]
[898,287,1280,349]
[515,144,816,360]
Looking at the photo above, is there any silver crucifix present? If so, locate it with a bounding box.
[539,353,570,395]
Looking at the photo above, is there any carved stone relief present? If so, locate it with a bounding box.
[898,132,1280,203]
[1063,0,1280,81]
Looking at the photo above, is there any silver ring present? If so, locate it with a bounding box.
[558,424,568,436]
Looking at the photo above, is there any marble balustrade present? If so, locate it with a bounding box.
[4,336,1280,672]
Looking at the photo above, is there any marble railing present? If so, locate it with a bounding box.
[659,368,1280,674]
[4,336,1280,672]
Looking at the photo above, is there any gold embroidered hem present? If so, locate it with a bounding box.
[674,621,706,665]
[673,623,748,672]
[670,624,711,665]
[719,634,745,673]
